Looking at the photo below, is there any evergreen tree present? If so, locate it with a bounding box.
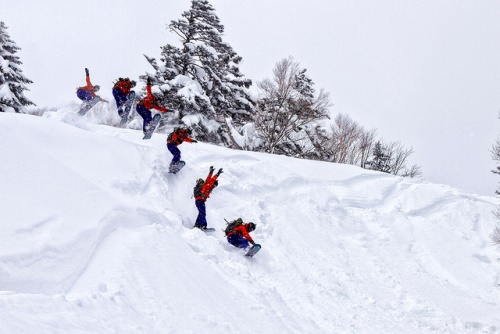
[367,141,391,173]
[0,21,34,113]
[366,140,421,177]
[144,0,254,145]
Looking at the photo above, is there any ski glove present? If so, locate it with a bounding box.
[209,166,215,174]
[85,68,89,76]
[217,168,223,176]
[250,240,256,246]
[191,140,198,143]
[147,78,152,86]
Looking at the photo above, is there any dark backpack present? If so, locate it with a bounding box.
[225,218,244,236]
[193,178,204,197]
[168,127,184,143]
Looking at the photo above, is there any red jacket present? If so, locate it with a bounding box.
[228,224,254,243]
[167,130,194,146]
[140,84,167,112]
[195,172,219,202]
[77,75,95,95]
[77,75,105,101]
[114,80,134,95]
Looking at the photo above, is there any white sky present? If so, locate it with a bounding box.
[3,0,500,196]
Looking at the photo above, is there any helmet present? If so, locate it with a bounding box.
[186,128,192,135]
[93,85,100,92]
[247,222,256,232]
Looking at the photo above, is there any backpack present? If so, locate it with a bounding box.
[193,178,205,197]
[113,78,127,89]
[168,128,184,143]
[224,218,244,236]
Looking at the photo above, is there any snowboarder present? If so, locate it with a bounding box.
[194,166,223,230]
[112,77,136,119]
[136,78,169,136]
[226,220,257,250]
[167,127,197,171]
[76,68,107,115]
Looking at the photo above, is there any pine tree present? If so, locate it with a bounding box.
[366,140,421,177]
[367,141,391,173]
[0,21,34,113]
[144,0,254,145]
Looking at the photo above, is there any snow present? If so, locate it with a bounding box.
[0,83,15,103]
[171,74,211,108]
[1,110,500,333]
[0,58,10,71]
[185,41,218,58]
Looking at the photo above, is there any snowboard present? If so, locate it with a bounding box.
[169,161,186,174]
[120,91,136,125]
[193,226,216,232]
[245,244,261,257]
[78,96,100,116]
[143,113,162,140]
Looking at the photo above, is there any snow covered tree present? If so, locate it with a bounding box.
[306,113,377,166]
[0,21,34,113]
[492,135,500,195]
[302,113,420,178]
[366,140,421,177]
[490,121,500,239]
[254,57,330,156]
[143,0,254,145]
[491,227,500,245]
[367,141,391,173]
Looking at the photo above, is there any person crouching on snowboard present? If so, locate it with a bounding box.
[112,77,136,117]
[194,166,223,230]
[136,78,169,135]
[227,221,257,249]
[167,127,197,170]
[76,68,106,110]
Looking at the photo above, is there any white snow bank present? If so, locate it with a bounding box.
[0,111,499,334]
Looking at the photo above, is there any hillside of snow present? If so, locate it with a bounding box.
[1,109,500,334]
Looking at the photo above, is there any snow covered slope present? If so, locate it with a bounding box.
[1,110,499,333]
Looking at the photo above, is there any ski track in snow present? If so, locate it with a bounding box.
[1,110,500,333]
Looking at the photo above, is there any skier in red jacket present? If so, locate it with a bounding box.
[194,166,223,230]
[76,68,106,114]
[167,128,197,170]
[112,77,136,118]
[136,78,169,134]
[226,221,257,249]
